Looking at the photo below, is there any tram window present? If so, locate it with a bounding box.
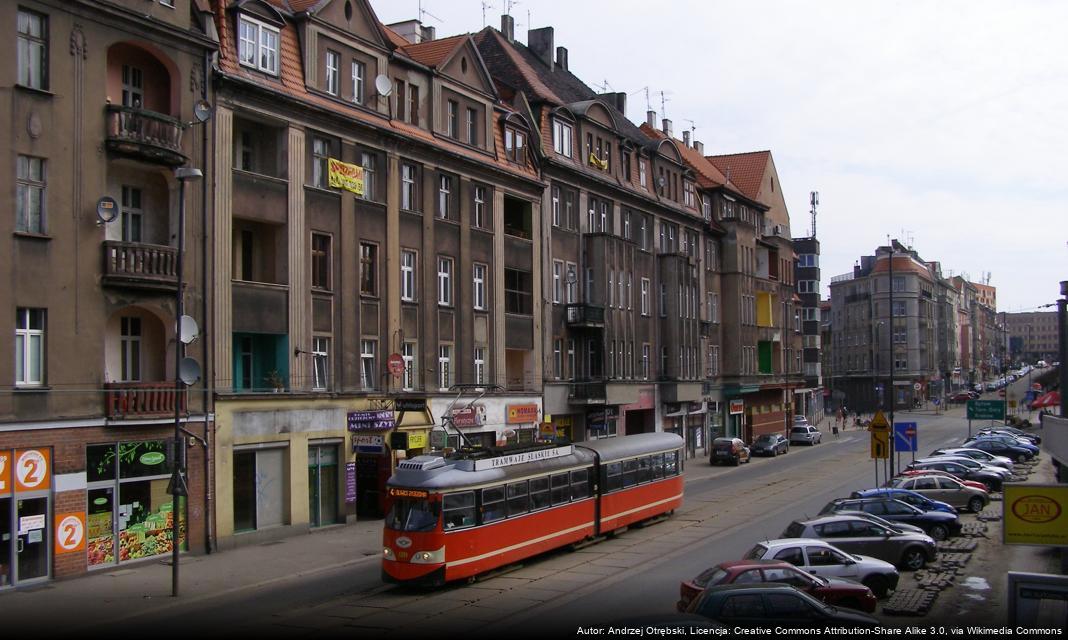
[571,469,590,499]
[443,492,476,530]
[651,453,665,479]
[605,462,622,492]
[529,477,551,510]
[481,486,506,524]
[637,456,652,483]
[665,451,679,476]
[387,498,440,532]
[621,459,638,487]
[551,473,570,505]
[507,481,529,516]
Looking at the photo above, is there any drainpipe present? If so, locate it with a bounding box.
[201,48,214,554]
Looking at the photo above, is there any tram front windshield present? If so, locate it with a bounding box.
[387,497,439,532]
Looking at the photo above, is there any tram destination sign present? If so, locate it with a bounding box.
[473,446,574,471]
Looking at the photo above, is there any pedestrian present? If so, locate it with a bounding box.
[832,423,840,439]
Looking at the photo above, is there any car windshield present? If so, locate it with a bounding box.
[743,544,768,560]
[755,435,774,443]
[385,497,439,532]
[791,427,808,433]
[693,567,730,588]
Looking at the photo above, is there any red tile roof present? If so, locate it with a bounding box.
[400,34,468,68]
[706,151,770,201]
[380,23,410,49]
[871,256,934,281]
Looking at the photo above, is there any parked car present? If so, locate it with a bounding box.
[793,415,810,426]
[949,392,973,403]
[820,497,962,541]
[966,434,1039,458]
[895,469,989,491]
[977,426,1040,445]
[906,459,1005,491]
[790,425,822,446]
[888,474,990,513]
[751,433,790,457]
[743,538,900,598]
[829,510,926,535]
[930,447,1014,471]
[849,488,957,515]
[684,584,881,628]
[962,438,1035,463]
[915,456,1011,484]
[677,560,877,613]
[710,437,751,466]
[781,514,937,570]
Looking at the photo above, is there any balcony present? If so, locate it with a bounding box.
[569,380,606,404]
[105,105,186,166]
[565,303,605,328]
[105,382,186,419]
[700,320,713,337]
[102,241,178,292]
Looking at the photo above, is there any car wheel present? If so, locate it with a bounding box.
[862,574,891,599]
[1016,454,1029,464]
[901,547,926,571]
[968,496,985,513]
[928,524,949,541]
[772,448,778,457]
[733,457,740,467]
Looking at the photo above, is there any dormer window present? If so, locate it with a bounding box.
[447,100,459,138]
[639,159,647,189]
[504,126,526,165]
[351,60,365,104]
[237,15,279,75]
[325,50,339,95]
[552,119,573,158]
[683,181,695,207]
[466,108,478,145]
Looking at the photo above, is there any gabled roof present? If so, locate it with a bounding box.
[400,34,468,68]
[706,151,771,201]
[380,23,410,49]
[639,123,749,197]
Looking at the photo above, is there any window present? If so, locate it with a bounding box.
[466,107,478,145]
[400,250,416,302]
[408,84,419,125]
[684,181,695,207]
[567,340,576,379]
[798,280,818,294]
[360,243,377,296]
[552,261,563,303]
[401,342,416,391]
[311,137,331,188]
[437,256,453,305]
[709,292,720,323]
[443,492,475,530]
[504,268,533,315]
[642,344,650,380]
[622,151,632,181]
[565,262,577,303]
[312,336,330,390]
[638,215,649,250]
[474,347,486,385]
[325,50,339,95]
[893,301,907,317]
[565,190,576,230]
[120,186,143,243]
[892,275,906,292]
[121,64,143,108]
[473,263,487,310]
[437,174,451,219]
[351,60,365,104]
[360,152,375,200]
[553,339,562,379]
[505,127,525,164]
[622,210,631,240]
[507,481,529,516]
[119,316,141,382]
[447,100,459,138]
[550,186,561,227]
[640,278,650,315]
[394,80,406,121]
[311,233,331,290]
[659,283,667,317]
[238,15,279,75]
[360,339,376,390]
[17,10,48,90]
[438,345,452,390]
[16,155,45,234]
[553,119,573,157]
[401,164,416,211]
[709,345,720,377]
[639,159,648,189]
[473,185,487,228]
[798,254,818,268]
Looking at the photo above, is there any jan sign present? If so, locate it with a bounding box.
[1003,484,1068,546]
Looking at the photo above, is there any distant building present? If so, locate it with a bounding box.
[793,235,823,423]
[1004,311,1060,364]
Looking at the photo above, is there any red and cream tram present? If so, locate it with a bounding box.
[382,432,684,586]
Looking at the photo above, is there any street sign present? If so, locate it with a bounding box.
[869,410,890,432]
[1003,484,1068,546]
[871,431,890,459]
[387,353,404,377]
[967,399,1006,420]
[894,422,918,453]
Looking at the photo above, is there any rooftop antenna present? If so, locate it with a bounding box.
[481,1,495,27]
[418,0,442,24]
[597,79,613,93]
[659,90,671,119]
[505,0,518,16]
[809,191,819,238]
[684,118,697,137]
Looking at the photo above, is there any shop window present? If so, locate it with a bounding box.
[308,445,339,528]
[232,447,286,533]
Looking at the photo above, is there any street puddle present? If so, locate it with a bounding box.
[962,576,991,601]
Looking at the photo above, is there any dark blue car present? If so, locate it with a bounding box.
[850,488,957,515]
[964,436,1038,462]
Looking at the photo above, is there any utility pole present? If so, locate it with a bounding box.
[1059,281,1067,418]
[888,242,896,479]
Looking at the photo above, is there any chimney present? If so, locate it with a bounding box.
[682,130,691,147]
[693,141,704,155]
[646,110,657,128]
[527,27,555,70]
[501,14,514,43]
[420,25,436,41]
[598,92,626,114]
[556,46,568,71]
[662,118,672,137]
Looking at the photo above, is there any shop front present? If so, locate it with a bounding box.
[427,396,543,449]
[727,399,745,439]
[0,448,52,588]
[540,415,575,443]
[348,409,395,519]
[586,407,619,440]
[663,402,707,458]
[621,387,655,435]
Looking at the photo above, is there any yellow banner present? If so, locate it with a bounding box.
[407,432,428,450]
[327,158,364,196]
[1004,484,1068,546]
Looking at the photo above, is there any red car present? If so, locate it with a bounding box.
[894,469,987,491]
[677,559,877,613]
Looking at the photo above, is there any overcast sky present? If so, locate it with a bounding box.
[375,1,1067,311]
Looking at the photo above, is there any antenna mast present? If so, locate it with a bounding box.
[809,191,819,238]
[659,90,670,119]
[418,1,442,24]
[481,1,494,27]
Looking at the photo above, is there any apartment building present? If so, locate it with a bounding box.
[1005,311,1060,364]
[793,235,823,423]
[0,0,217,586]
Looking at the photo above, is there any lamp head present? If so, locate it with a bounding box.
[175,167,203,182]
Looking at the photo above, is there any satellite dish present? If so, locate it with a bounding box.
[178,357,202,386]
[179,315,199,345]
[375,74,392,97]
[192,99,213,123]
[96,196,119,224]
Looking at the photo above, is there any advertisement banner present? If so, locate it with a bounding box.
[507,403,539,424]
[347,410,395,431]
[344,463,357,504]
[729,399,744,415]
[55,512,87,555]
[327,158,364,195]
[407,432,428,449]
[15,448,50,492]
[1004,484,1068,546]
[451,405,485,428]
[0,450,10,495]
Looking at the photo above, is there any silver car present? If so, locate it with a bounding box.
[743,538,900,598]
[782,514,937,571]
[889,474,990,513]
[790,424,822,445]
[930,447,1014,471]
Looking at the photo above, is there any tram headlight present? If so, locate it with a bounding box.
[383,547,395,560]
[410,546,445,564]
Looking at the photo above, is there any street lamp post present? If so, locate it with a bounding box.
[1059,281,1067,418]
[171,166,202,597]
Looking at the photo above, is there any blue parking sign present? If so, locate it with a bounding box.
[894,422,917,452]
